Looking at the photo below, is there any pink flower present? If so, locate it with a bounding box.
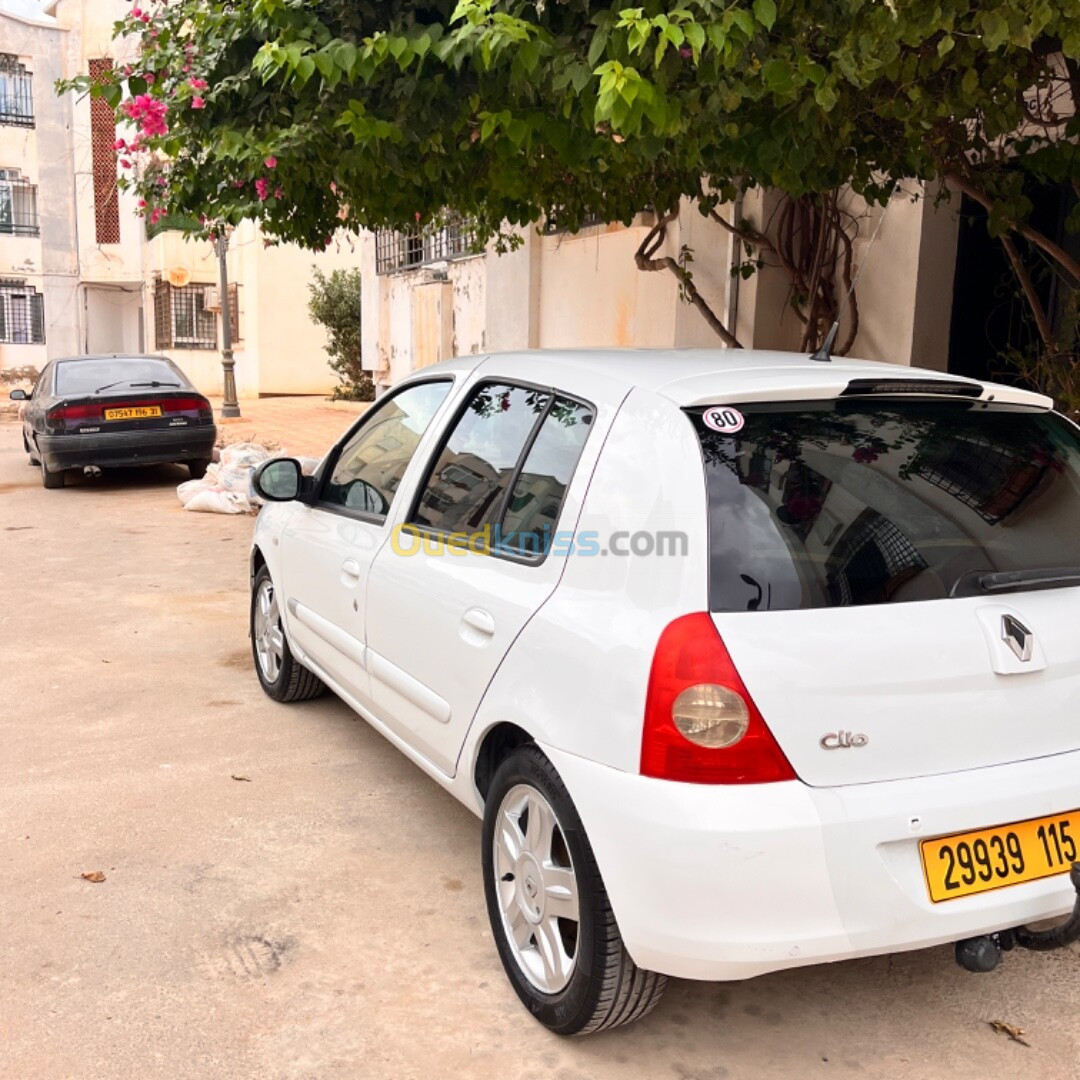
[114,137,127,151]
[189,78,208,91]
[141,13,150,23]
[191,96,206,110]
[255,178,270,201]
[144,72,155,84]
[231,179,246,188]
[150,208,165,225]
[273,187,283,199]
[679,46,693,58]
[264,155,277,169]
[131,7,142,16]
[137,198,146,209]
[120,159,132,169]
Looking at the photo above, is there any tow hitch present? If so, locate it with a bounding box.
[955,862,1080,973]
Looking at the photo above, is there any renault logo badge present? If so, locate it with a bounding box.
[1001,614,1033,663]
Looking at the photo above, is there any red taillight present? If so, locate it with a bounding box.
[641,612,796,784]
[47,402,101,423]
[162,395,212,416]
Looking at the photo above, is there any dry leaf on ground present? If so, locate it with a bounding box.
[988,1020,1030,1047]
[80,871,106,883]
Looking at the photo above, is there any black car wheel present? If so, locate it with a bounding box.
[250,566,325,703]
[40,454,64,490]
[482,744,667,1035]
[24,433,39,465]
[187,458,213,479]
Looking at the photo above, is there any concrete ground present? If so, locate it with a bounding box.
[1,407,1079,1080]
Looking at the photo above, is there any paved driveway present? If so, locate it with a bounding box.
[1,420,1078,1080]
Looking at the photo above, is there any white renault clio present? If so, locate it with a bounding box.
[249,349,1080,1035]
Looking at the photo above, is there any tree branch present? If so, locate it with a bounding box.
[1000,235,1057,351]
[635,208,742,349]
[946,171,1080,285]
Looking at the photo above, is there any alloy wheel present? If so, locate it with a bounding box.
[253,577,285,682]
[493,783,581,994]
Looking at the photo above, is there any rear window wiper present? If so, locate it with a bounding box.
[951,568,1080,597]
[93,379,180,392]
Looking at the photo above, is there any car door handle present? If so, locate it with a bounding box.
[341,559,362,582]
[462,608,495,636]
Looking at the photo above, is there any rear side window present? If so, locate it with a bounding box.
[692,400,1080,611]
[56,358,185,395]
[411,382,593,556]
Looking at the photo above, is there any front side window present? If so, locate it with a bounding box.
[321,380,452,518]
[693,399,1080,611]
[410,382,594,556]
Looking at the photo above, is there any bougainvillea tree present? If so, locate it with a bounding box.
[61,1,1080,366]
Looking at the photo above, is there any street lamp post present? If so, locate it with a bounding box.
[215,231,241,419]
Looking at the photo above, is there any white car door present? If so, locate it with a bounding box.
[277,379,454,705]
[363,379,602,777]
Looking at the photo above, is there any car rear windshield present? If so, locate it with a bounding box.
[691,399,1080,611]
[55,358,186,396]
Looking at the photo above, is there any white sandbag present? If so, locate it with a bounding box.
[182,488,252,514]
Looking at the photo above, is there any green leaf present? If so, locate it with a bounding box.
[961,66,979,97]
[684,22,705,56]
[814,83,838,111]
[980,10,1009,52]
[937,34,955,58]
[762,58,793,93]
[753,0,777,31]
[731,9,755,39]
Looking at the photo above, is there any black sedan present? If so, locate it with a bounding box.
[10,354,217,489]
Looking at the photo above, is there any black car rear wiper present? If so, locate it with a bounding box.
[93,379,181,392]
[951,568,1080,597]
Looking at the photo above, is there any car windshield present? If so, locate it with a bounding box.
[56,358,186,395]
[691,399,1080,611]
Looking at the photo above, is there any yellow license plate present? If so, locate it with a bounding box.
[104,406,162,421]
[921,811,1079,903]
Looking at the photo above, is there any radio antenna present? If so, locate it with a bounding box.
[811,186,899,362]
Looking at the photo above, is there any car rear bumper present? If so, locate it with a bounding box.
[38,426,217,471]
[544,744,1080,981]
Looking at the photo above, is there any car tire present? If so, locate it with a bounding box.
[250,566,325,703]
[40,454,64,489]
[24,433,39,465]
[482,744,667,1035]
[188,458,212,479]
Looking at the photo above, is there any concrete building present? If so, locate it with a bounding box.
[0,0,351,397]
[360,188,967,393]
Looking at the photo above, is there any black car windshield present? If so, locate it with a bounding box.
[56,358,186,395]
[691,399,1080,611]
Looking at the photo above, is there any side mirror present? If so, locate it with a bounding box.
[254,457,304,503]
[9,389,28,401]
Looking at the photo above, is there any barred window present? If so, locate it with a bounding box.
[542,210,605,235]
[0,55,34,128]
[0,170,39,236]
[375,214,477,275]
[154,280,217,350]
[0,281,45,344]
[88,59,120,244]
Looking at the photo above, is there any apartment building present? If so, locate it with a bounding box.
[0,0,353,397]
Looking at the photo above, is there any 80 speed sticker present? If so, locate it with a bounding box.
[702,406,745,434]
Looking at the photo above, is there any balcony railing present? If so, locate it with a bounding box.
[375,214,478,275]
[0,55,34,128]
[0,179,39,237]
